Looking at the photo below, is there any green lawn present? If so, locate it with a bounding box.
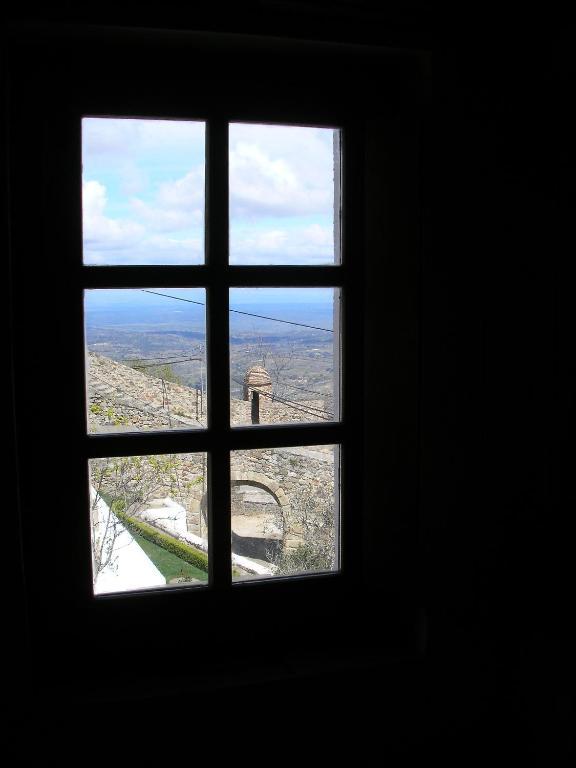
[131,531,208,583]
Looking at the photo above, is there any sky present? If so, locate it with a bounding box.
[84,287,335,341]
[82,118,338,267]
[84,287,335,313]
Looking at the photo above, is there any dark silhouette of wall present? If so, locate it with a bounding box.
[5,3,573,758]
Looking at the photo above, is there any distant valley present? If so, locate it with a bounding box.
[85,302,336,406]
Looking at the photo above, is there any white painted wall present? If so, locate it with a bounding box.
[140,497,188,536]
[91,490,166,595]
[141,498,275,577]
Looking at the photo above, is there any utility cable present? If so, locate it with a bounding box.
[255,388,333,420]
[121,353,200,362]
[274,380,334,398]
[89,371,204,425]
[130,357,203,369]
[231,377,333,420]
[232,375,333,415]
[142,289,333,333]
[262,389,334,417]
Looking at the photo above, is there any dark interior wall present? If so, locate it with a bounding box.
[423,41,574,657]
[4,4,574,756]
[417,41,574,750]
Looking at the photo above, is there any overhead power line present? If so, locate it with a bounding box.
[142,290,334,333]
[231,377,333,420]
[264,390,334,418]
[276,380,334,398]
[130,357,203,369]
[121,352,201,362]
[254,388,333,420]
[232,368,334,406]
[236,347,332,364]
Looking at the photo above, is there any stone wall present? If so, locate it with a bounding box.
[229,446,334,552]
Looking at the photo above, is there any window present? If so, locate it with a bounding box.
[10,26,422,672]
[82,117,347,594]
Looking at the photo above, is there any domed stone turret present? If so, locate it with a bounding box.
[243,365,272,401]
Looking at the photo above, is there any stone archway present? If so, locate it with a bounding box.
[230,472,291,562]
[230,471,290,515]
[193,472,293,562]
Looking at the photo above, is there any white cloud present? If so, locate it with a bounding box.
[82,120,336,265]
[302,223,333,246]
[126,167,205,232]
[119,163,149,196]
[82,117,205,157]
[155,167,205,210]
[145,235,203,253]
[129,197,203,233]
[231,223,334,265]
[229,124,336,218]
[82,119,141,155]
[82,181,144,249]
[250,229,289,250]
[82,118,207,265]
[82,180,203,264]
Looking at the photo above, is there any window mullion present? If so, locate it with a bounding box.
[206,118,232,589]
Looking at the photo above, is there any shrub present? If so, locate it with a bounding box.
[115,508,209,573]
[272,543,333,575]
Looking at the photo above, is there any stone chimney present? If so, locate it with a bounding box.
[243,365,272,401]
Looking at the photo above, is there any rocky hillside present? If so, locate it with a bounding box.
[87,352,330,432]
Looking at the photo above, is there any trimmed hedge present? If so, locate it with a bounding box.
[115,507,209,574]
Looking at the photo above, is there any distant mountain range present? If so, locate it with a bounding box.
[85,302,334,336]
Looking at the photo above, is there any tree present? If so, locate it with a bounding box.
[127,360,183,384]
[90,454,194,579]
[154,363,182,385]
[251,328,271,369]
[268,340,298,400]
[267,484,336,575]
[244,334,298,400]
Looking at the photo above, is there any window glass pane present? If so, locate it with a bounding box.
[231,445,339,581]
[85,288,207,433]
[89,453,208,595]
[230,287,340,426]
[229,123,340,265]
[82,118,205,265]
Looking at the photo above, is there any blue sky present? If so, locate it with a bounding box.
[82,118,338,266]
[85,287,334,311]
[84,287,335,338]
